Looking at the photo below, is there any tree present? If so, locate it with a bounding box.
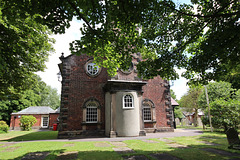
[0,86,41,124]
[199,81,240,131]
[199,81,235,107]
[179,86,203,127]
[0,75,60,124]
[210,99,240,132]
[170,89,184,123]
[214,64,240,90]
[0,2,55,98]
[39,86,60,109]
[3,0,239,85]
[170,89,177,100]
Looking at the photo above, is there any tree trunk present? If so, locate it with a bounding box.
[194,108,198,127]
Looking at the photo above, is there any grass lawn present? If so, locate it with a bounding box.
[0,130,58,141]
[0,130,240,160]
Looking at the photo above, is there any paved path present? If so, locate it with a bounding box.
[0,129,203,143]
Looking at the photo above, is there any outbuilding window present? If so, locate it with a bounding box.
[123,94,134,108]
[41,115,49,128]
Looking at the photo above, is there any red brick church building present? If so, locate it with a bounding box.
[57,53,174,138]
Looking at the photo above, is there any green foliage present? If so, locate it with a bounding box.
[179,85,203,126]
[0,2,55,98]
[171,89,183,119]
[200,82,240,131]
[2,0,239,84]
[174,107,184,120]
[214,64,240,90]
[170,89,177,100]
[0,121,9,133]
[39,86,60,109]
[210,99,240,131]
[199,81,235,108]
[19,115,37,131]
[233,89,240,100]
[179,86,203,112]
[0,75,60,124]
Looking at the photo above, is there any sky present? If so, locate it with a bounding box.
[37,0,192,100]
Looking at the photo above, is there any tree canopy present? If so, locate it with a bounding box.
[199,81,235,107]
[0,2,54,98]
[170,89,177,100]
[0,75,60,124]
[199,82,240,131]
[179,85,203,126]
[2,0,239,86]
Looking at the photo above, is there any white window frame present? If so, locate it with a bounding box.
[41,115,49,128]
[143,103,152,122]
[123,94,134,109]
[86,62,99,76]
[86,102,98,123]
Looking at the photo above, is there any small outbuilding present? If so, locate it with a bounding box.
[10,106,60,130]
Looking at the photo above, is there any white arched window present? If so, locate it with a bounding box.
[142,99,155,122]
[123,94,134,108]
[143,103,152,121]
[86,102,98,123]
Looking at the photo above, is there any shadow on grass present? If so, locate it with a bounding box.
[168,144,240,160]
[8,149,65,160]
[8,145,240,160]
[2,131,58,142]
[9,149,122,160]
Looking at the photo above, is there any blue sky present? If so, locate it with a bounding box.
[37,1,193,100]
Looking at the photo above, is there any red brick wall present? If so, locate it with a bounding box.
[144,122,154,128]
[10,114,42,130]
[62,55,108,131]
[49,113,59,128]
[60,54,172,134]
[143,77,171,128]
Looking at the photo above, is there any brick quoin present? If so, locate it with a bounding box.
[60,55,108,132]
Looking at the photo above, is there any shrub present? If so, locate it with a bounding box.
[210,99,240,132]
[0,121,9,133]
[20,115,37,131]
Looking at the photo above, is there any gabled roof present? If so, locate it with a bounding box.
[171,97,179,106]
[12,106,55,115]
[50,107,60,114]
